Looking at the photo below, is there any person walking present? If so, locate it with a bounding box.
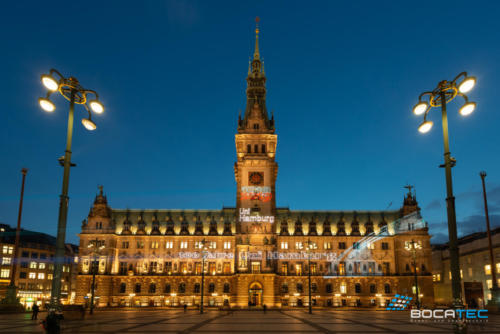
[183,304,187,313]
[263,304,267,314]
[32,304,39,320]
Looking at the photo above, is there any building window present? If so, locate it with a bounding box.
[164,284,171,294]
[468,268,473,277]
[137,241,144,249]
[497,263,500,274]
[405,264,410,272]
[151,242,159,249]
[261,144,266,153]
[223,283,230,293]
[180,241,188,249]
[254,144,258,153]
[0,269,9,278]
[370,284,376,293]
[149,283,156,293]
[1,257,11,265]
[31,252,38,259]
[311,283,318,293]
[247,145,251,153]
[119,283,126,293]
[122,241,129,249]
[324,242,332,250]
[165,241,173,249]
[251,262,261,274]
[295,242,303,250]
[281,262,288,275]
[310,262,317,274]
[355,283,361,293]
[224,241,231,249]
[179,283,186,293]
[194,283,201,293]
[384,284,391,294]
[295,263,302,275]
[21,251,29,258]
[326,283,333,293]
[296,283,303,293]
[253,123,259,130]
[209,241,217,249]
[338,242,346,249]
[20,261,28,268]
[134,283,141,293]
[485,264,492,275]
[282,283,288,293]
[381,242,389,250]
[281,242,288,249]
[39,263,46,269]
[30,262,37,269]
[48,274,53,280]
[29,272,36,279]
[340,282,347,294]
[19,272,27,279]
[38,273,45,280]
[353,242,359,250]
[487,279,493,289]
[338,262,345,276]
[2,246,13,254]
[208,283,215,293]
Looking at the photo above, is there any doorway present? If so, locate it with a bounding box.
[249,282,263,306]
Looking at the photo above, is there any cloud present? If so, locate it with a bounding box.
[429,213,500,245]
[425,199,441,211]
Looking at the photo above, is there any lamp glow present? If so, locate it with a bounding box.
[413,101,428,116]
[39,98,55,112]
[89,100,104,114]
[458,77,476,93]
[82,118,97,131]
[41,75,59,91]
[418,120,433,133]
[459,102,476,116]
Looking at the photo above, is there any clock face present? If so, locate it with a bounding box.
[249,172,263,185]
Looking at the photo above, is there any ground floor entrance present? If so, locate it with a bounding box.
[249,282,263,306]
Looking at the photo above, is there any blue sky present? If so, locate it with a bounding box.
[1,0,499,245]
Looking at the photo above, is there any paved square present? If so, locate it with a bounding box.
[0,309,497,333]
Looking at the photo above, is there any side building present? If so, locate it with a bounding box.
[0,223,79,308]
[432,227,500,307]
[75,23,435,309]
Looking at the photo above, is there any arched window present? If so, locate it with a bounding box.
[119,283,126,293]
[149,283,156,293]
[134,283,141,293]
[296,283,303,293]
[247,145,251,153]
[254,144,258,153]
[311,283,318,293]
[355,283,361,293]
[179,283,186,293]
[194,283,200,293]
[208,283,215,293]
[326,283,332,293]
[261,144,266,153]
[164,284,171,294]
[223,283,230,293]
[384,284,391,294]
[340,282,347,293]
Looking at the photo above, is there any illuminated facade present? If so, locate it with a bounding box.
[75,26,434,308]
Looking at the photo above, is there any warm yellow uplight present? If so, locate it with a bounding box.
[39,98,55,112]
[41,75,59,91]
[413,101,428,116]
[459,102,476,116]
[89,100,104,114]
[458,77,476,93]
[82,118,97,131]
[418,120,433,133]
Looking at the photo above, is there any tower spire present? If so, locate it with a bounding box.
[254,17,260,60]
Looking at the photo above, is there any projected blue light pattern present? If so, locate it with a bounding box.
[386,294,412,311]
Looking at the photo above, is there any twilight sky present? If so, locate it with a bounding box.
[1,0,500,245]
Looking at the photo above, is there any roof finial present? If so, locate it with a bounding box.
[253,17,260,60]
[98,185,103,196]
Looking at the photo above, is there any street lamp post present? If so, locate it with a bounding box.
[479,171,500,307]
[405,240,422,309]
[199,239,208,314]
[305,239,313,314]
[38,69,104,311]
[88,238,105,315]
[412,72,476,309]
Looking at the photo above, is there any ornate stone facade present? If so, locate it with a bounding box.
[75,25,434,309]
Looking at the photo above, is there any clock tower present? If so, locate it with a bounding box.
[234,20,278,235]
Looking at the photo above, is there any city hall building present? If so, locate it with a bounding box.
[75,27,434,309]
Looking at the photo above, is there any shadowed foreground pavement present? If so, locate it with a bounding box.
[0,309,498,333]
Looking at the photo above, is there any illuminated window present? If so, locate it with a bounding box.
[340,282,347,294]
[309,242,318,249]
[180,241,188,249]
[295,242,303,250]
[338,262,345,276]
[281,242,288,249]
[137,241,144,249]
[497,263,500,274]
[485,264,492,275]
[48,274,53,280]
[412,286,417,294]
[295,263,302,275]
[39,263,45,269]
[436,273,441,281]
[323,242,331,250]
[38,273,45,280]
[151,241,159,249]
[0,269,9,278]
[29,272,36,279]
[224,241,231,249]
[1,257,11,265]
[310,263,317,274]
[366,242,375,250]
[30,262,37,269]
[460,269,463,279]
[209,241,216,249]
[223,262,231,274]
[449,271,452,280]
[165,241,173,249]
[251,262,261,273]
[2,246,13,254]
[281,262,288,275]
[487,279,493,289]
